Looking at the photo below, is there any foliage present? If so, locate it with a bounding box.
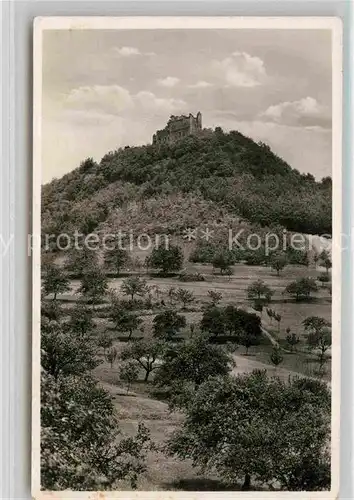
[303,316,332,369]
[285,277,319,301]
[42,262,70,300]
[78,266,108,304]
[178,272,205,282]
[119,361,139,393]
[42,131,332,237]
[318,250,332,274]
[67,302,94,336]
[110,305,143,339]
[154,333,234,393]
[285,247,309,266]
[238,329,261,355]
[207,290,223,306]
[253,300,263,314]
[212,251,235,275]
[105,347,118,368]
[167,286,177,305]
[200,306,226,336]
[247,279,273,305]
[243,248,268,266]
[286,329,300,352]
[318,273,330,286]
[41,297,150,490]
[270,252,288,276]
[120,339,166,381]
[41,372,150,490]
[266,308,274,322]
[97,331,113,354]
[65,247,98,276]
[200,305,262,345]
[274,312,282,332]
[121,276,148,302]
[175,288,195,309]
[189,242,219,264]
[153,309,187,341]
[104,246,130,275]
[167,371,331,491]
[270,346,284,367]
[41,318,98,380]
[146,245,184,274]
[228,306,262,339]
[41,300,62,322]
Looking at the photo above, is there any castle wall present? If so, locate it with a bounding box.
[153,112,202,145]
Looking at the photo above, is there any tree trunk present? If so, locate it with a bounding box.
[53,292,57,301]
[242,473,251,490]
[144,369,150,382]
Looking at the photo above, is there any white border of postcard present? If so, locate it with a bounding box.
[32,16,343,500]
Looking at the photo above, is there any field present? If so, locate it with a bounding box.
[48,259,331,490]
[58,261,331,379]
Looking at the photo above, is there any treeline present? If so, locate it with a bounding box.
[42,128,332,236]
[190,240,310,267]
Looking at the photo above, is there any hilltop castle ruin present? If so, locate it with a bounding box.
[152,112,202,145]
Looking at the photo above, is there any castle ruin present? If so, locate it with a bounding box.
[152,112,202,145]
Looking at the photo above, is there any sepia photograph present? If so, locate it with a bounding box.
[32,17,342,498]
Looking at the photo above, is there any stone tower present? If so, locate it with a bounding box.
[153,112,202,145]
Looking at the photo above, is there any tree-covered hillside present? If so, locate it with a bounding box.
[42,127,331,237]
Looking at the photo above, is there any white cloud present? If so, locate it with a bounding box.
[64,85,186,117]
[261,97,331,128]
[157,76,180,88]
[213,51,266,88]
[135,91,186,113]
[65,85,134,114]
[113,47,156,58]
[114,46,141,57]
[188,80,213,89]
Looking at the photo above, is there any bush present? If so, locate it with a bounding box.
[189,242,217,263]
[285,277,319,301]
[146,244,184,274]
[178,272,205,282]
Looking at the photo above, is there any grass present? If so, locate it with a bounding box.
[95,361,266,491]
[87,258,332,490]
[55,260,331,488]
[261,302,331,339]
[58,262,331,381]
[94,367,223,491]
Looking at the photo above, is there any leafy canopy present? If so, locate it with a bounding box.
[153,309,187,341]
[146,244,184,274]
[167,370,331,491]
[285,277,318,301]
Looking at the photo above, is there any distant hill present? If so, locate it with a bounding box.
[42,127,332,238]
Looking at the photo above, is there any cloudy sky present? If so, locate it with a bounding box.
[42,28,332,183]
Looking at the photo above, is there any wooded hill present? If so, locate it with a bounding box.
[42,127,332,238]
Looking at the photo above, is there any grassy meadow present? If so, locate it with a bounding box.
[44,256,331,490]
